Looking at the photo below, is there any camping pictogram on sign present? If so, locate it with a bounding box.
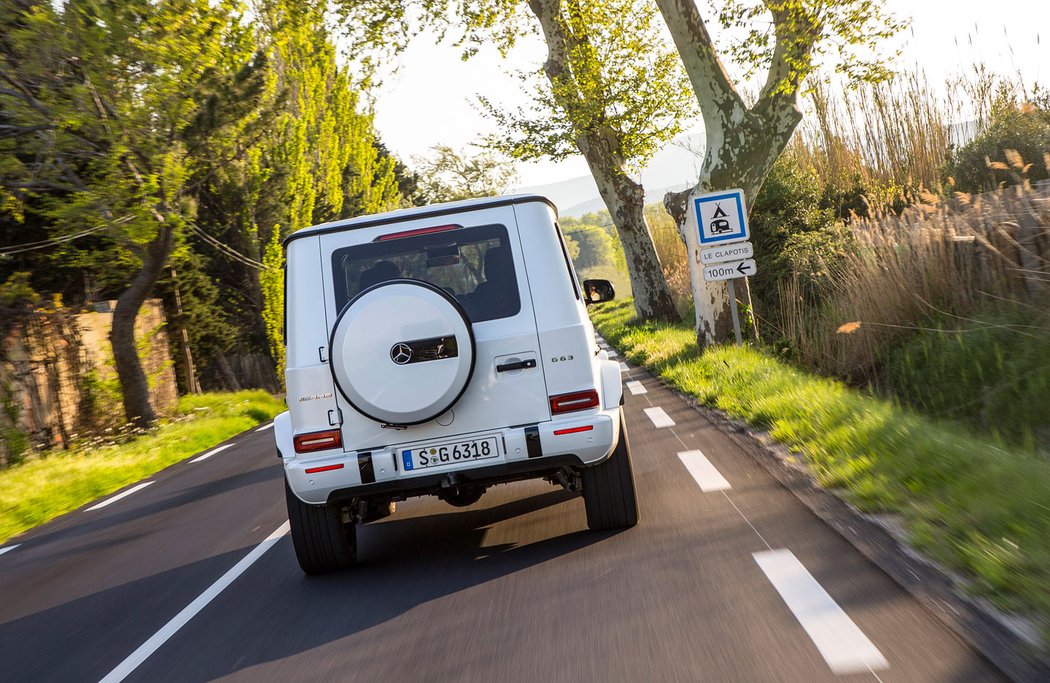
[692,189,750,245]
[709,204,732,234]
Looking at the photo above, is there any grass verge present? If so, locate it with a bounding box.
[593,299,1050,628]
[0,390,284,544]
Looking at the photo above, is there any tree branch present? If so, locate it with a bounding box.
[653,0,743,122]
[0,123,54,140]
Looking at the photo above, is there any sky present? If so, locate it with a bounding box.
[371,0,1050,189]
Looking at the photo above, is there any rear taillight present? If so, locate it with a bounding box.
[549,389,600,414]
[293,429,342,453]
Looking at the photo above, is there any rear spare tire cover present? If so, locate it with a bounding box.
[329,279,476,426]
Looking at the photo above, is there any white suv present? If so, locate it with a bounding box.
[273,195,638,573]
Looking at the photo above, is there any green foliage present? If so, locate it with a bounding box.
[883,305,1050,452]
[709,0,908,93]
[0,390,283,543]
[747,155,852,328]
[818,174,910,220]
[0,272,40,343]
[591,298,1050,621]
[2,428,29,465]
[561,211,614,232]
[410,144,517,203]
[480,0,695,170]
[563,223,623,271]
[77,368,123,433]
[1,0,402,400]
[945,93,1050,192]
[260,226,285,384]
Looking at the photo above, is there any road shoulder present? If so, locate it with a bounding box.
[629,363,1050,683]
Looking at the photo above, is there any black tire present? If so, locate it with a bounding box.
[285,479,357,574]
[582,407,639,531]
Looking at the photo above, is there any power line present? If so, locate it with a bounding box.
[0,216,272,271]
[0,225,110,255]
[189,224,268,270]
[0,215,135,256]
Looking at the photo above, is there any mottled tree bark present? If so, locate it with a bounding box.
[110,223,176,428]
[528,0,679,322]
[655,0,811,346]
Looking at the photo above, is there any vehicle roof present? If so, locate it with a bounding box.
[284,194,558,247]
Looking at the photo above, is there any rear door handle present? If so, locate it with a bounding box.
[496,359,537,373]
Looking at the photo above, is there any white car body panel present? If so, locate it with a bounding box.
[278,195,621,505]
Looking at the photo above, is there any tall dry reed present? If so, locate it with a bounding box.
[781,173,1050,382]
[789,68,1024,196]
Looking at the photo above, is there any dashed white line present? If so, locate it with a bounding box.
[643,406,675,428]
[677,450,731,492]
[189,443,235,463]
[98,521,290,683]
[618,362,629,373]
[625,380,647,395]
[0,544,21,556]
[254,422,274,432]
[754,549,888,675]
[86,482,154,511]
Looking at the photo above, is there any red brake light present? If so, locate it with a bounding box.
[293,429,343,453]
[550,390,600,415]
[376,224,460,241]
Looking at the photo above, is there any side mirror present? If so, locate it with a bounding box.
[582,279,615,305]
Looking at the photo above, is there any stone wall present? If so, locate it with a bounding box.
[0,300,177,467]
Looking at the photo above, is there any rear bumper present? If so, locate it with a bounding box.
[279,408,619,505]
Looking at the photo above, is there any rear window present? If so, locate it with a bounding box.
[331,223,521,323]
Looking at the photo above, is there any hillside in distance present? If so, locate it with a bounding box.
[511,132,701,217]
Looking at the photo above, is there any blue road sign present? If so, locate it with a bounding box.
[693,189,749,246]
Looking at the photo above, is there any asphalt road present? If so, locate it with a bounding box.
[0,348,1003,682]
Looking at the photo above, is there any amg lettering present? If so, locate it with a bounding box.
[298,392,333,402]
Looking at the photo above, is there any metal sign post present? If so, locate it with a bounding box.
[726,279,743,346]
[690,188,756,348]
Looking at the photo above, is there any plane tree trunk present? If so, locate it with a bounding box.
[655,0,814,345]
[110,221,177,429]
[528,0,679,322]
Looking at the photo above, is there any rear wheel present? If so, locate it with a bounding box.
[285,479,357,574]
[582,408,639,531]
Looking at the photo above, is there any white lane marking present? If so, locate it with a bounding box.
[625,380,647,395]
[86,482,154,511]
[99,522,290,683]
[677,450,731,492]
[618,362,629,373]
[0,544,21,556]
[754,549,888,674]
[643,406,675,428]
[254,422,274,432]
[189,443,235,463]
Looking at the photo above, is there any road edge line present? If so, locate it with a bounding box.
[98,521,290,683]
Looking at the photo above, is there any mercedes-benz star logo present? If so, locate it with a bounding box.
[390,343,413,365]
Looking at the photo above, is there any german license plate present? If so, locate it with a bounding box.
[401,436,501,471]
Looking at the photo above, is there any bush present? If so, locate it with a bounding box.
[748,156,853,337]
[819,174,911,220]
[946,94,1050,192]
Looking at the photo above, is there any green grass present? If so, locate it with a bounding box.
[0,390,284,544]
[882,304,1050,452]
[592,299,1050,625]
